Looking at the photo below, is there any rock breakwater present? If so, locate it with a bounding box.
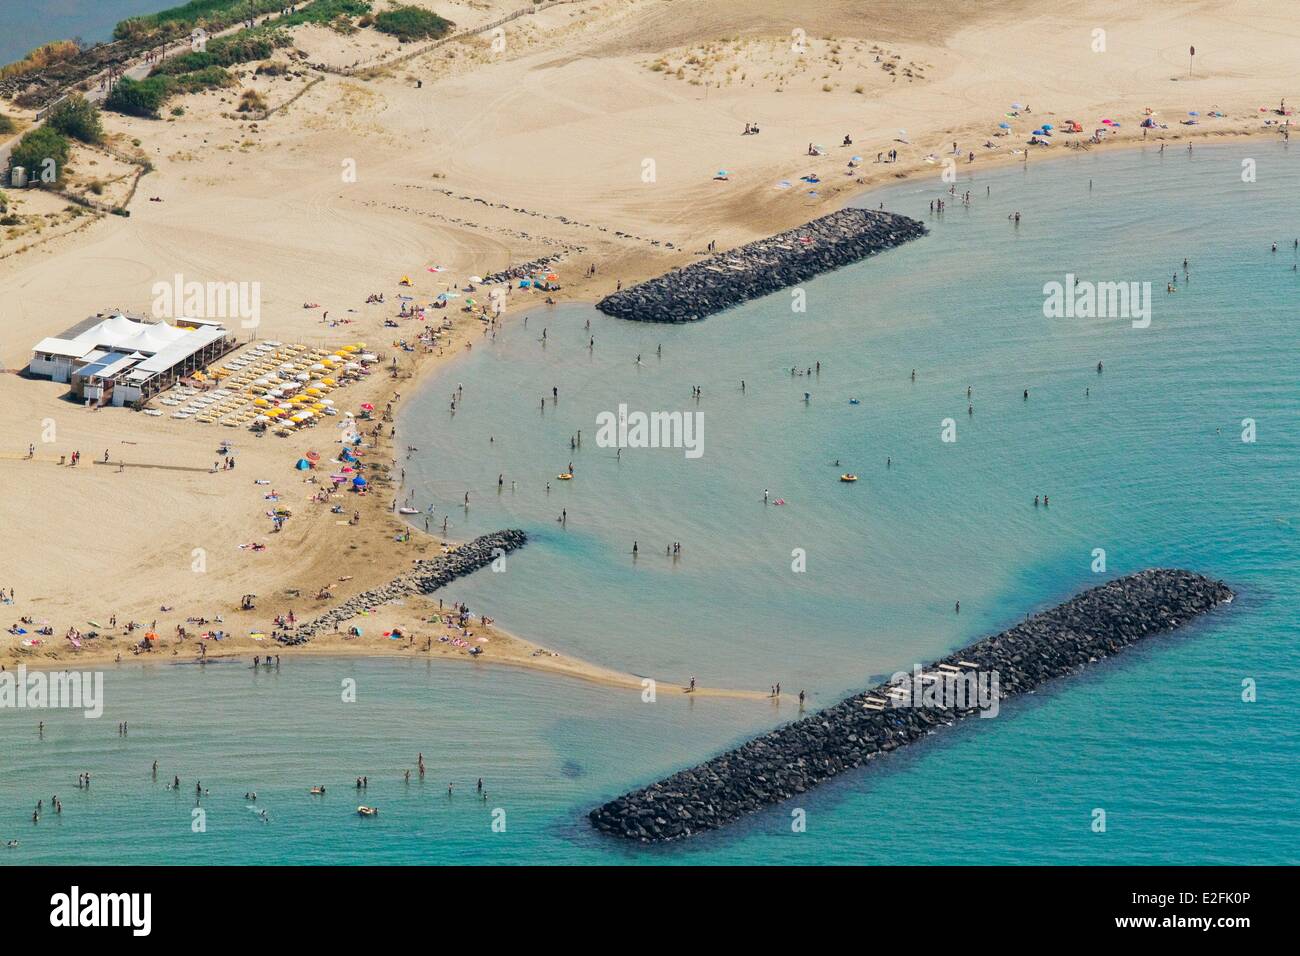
[292,529,527,640]
[589,569,1233,843]
[595,208,927,323]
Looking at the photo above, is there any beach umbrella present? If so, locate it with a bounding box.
[1188,110,1200,116]
[352,476,367,487]
[468,276,483,283]
[1011,102,1024,110]
[1041,123,1053,130]
[1032,129,1045,135]
[998,122,1011,129]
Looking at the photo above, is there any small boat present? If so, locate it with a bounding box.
[357,805,378,817]
[840,474,858,482]
[309,786,326,795]
[397,507,419,514]
[848,398,860,405]
[557,473,573,480]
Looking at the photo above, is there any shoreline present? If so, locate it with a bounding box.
[4,617,771,701]
[2,129,1281,694]
[2,0,1292,700]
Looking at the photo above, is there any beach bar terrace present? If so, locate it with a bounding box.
[29,313,235,406]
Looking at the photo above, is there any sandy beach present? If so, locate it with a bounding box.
[1,0,1295,688]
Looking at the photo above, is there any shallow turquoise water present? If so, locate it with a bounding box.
[3,141,1297,864]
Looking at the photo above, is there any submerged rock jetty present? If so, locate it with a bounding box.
[589,569,1233,843]
[293,530,527,640]
[595,208,927,323]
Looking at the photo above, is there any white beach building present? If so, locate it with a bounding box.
[29,313,234,406]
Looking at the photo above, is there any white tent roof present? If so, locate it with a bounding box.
[32,314,230,380]
[32,337,92,358]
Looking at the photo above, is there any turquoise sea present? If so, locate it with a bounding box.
[3,141,1298,864]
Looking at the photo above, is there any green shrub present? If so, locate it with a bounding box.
[114,1,286,40]
[105,76,173,118]
[152,50,217,75]
[0,113,15,134]
[45,94,104,144]
[10,126,71,184]
[280,0,371,28]
[373,5,452,41]
[169,66,233,93]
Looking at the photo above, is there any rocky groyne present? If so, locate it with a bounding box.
[595,208,927,323]
[589,569,1233,843]
[292,529,527,640]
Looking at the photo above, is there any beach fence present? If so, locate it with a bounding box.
[34,94,70,122]
[320,0,585,76]
[243,73,325,121]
